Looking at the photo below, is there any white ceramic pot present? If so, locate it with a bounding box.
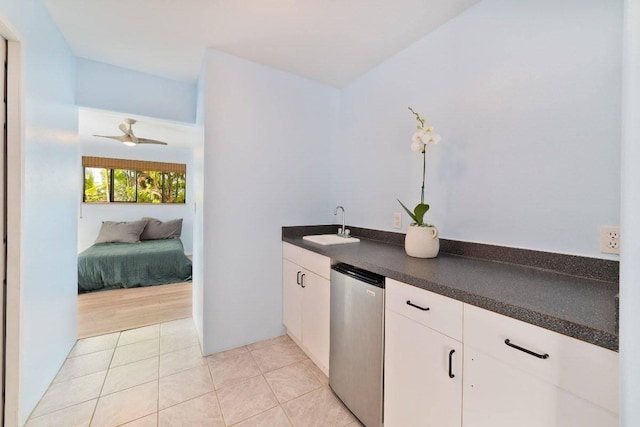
[405,224,439,258]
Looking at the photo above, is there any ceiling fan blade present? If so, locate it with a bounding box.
[137,137,168,146]
[93,134,128,142]
[96,119,166,147]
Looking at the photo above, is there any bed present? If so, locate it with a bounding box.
[78,239,192,293]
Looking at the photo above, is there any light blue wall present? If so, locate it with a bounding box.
[192,68,205,346]
[336,0,622,259]
[620,0,640,424]
[0,0,79,423]
[200,50,339,354]
[76,58,197,123]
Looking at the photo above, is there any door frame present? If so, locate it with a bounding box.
[0,13,24,427]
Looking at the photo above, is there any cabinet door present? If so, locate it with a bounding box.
[384,309,462,427]
[282,259,303,341]
[464,304,618,413]
[301,270,330,371]
[463,347,618,427]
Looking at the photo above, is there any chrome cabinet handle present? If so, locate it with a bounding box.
[406,300,429,311]
[448,349,455,378]
[296,271,301,285]
[300,273,306,288]
[504,339,549,359]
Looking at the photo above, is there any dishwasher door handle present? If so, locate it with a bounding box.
[406,300,430,311]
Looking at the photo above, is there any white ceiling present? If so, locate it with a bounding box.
[44,0,479,87]
[79,108,199,149]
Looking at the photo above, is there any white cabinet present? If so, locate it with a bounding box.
[383,279,619,427]
[282,242,620,427]
[384,279,463,427]
[463,304,619,427]
[282,242,330,373]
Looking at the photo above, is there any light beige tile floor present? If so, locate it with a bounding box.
[26,318,363,427]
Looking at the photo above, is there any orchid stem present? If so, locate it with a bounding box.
[421,149,426,204]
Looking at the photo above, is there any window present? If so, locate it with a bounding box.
[82,157,186,204]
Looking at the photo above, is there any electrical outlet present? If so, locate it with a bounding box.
[393,212,402,229]
[600,226,620,254]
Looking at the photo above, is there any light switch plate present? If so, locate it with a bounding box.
[393,212,402,229]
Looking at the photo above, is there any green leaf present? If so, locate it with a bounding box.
[397,199,418,223]
[413,203,430,225]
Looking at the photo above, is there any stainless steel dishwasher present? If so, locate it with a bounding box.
[330,263,385,427]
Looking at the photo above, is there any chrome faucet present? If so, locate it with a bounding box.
[334,205,350,237]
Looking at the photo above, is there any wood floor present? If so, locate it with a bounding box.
[77,282,192,339]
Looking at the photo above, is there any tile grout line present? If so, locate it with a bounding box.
[245,339,296,427]
[156,321,211,417]
[203,352,227,426]
[108,354,160,379]
[104,323,163,426]
[53,348,116,384]
[30,321,199,425]
[303,360,329,385]
[25,346,83,425]
[29,336,119,421]
[279,398,296,427]
[249,340,309,376]
[29,369,111,419]
[255,370,288,426]
[88,332,120,426]
[213,346,276,426]
[38,326,329,426]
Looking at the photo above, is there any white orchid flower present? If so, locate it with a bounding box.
[423,126,434,134]
[411,132,423,143]
[410,141,425,152]
[425,133,441,145]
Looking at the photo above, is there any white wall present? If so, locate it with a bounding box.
[192,68,205,346]
[337,0,622,259]
[77,139,196,253]
[0,0,79,423]
[76,58,197,123]
[620,0,640,423]
[199,50,339,354]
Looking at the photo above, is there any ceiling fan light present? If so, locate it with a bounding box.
[123,140,136,147]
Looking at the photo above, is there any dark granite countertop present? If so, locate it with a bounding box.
[283,225,619,351]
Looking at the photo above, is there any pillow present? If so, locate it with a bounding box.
[140,217,183,240]
[95,220,147,244]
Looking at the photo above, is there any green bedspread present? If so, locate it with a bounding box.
[78,239,192,293]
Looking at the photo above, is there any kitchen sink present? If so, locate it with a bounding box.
[302,234,361,245]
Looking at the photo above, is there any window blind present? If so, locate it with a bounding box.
[82,156,186,173]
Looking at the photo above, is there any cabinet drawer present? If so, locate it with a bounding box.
[282,242,330,279]
[302,250,330,279]
[283,242,305,265]
[464,304,618,413]
[386,279,463,341]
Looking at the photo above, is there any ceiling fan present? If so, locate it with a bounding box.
[93,118,168,146]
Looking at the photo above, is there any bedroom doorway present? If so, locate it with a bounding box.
[76,118,197,339]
